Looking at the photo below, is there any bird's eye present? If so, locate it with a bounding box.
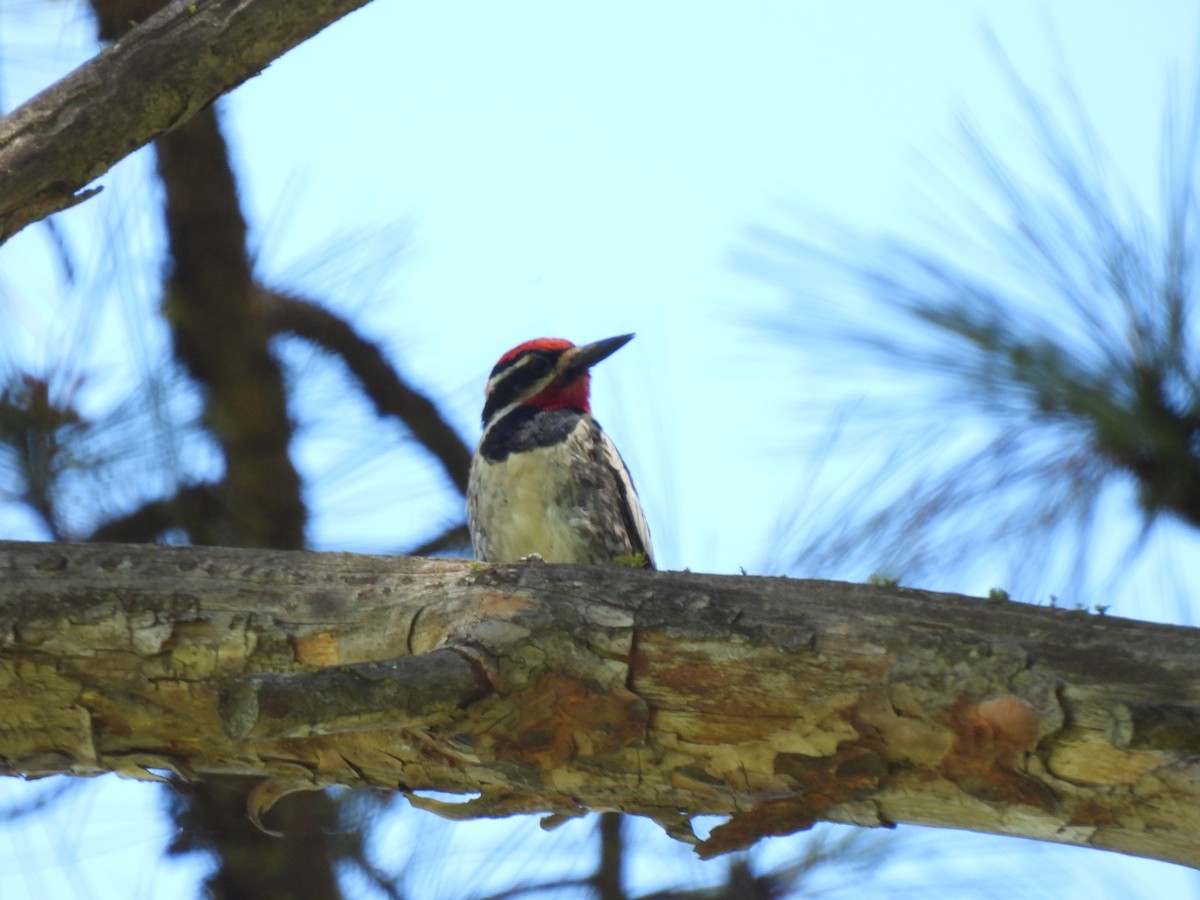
[527,354,552,376]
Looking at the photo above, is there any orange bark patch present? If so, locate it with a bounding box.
[700,746,890,860]
[632,637,816,720]
[975,695,1040,747]
[688,745,893,856]
[941,695,1054,810]
[637,645,728,698]
[478,590,533,618]
[504,672,647,768]
[293,632,339,666]
[1067,803,1118,828]
[699,796,823,857]
[773,746,888,790]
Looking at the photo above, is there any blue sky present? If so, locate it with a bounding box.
[223,0,1200,577]
[2,1,1200,897]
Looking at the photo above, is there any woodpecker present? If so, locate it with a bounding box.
[467,333,653,568]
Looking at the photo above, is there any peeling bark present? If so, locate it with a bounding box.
[1,540,1199,867]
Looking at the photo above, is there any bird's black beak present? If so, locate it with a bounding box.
[561,333,634,379]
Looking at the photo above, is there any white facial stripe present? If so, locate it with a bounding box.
[480,400,523,443]
[486,356,561,404]
[486,353,537,397]
[481,361,562,430]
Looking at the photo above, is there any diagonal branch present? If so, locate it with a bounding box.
[261,290,474,496]
[84,482,228,543]
[0,0,375,243]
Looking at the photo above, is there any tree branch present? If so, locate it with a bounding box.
[156,108,306,549]
[219,650,489,740]
[0,0,374,243]
[2,539,1199,867]
[261,290,474,496]
[84,482,229,544]
[406,521,471,557]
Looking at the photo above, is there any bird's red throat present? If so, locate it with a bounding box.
[526,374,591,413]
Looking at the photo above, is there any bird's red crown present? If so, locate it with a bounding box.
[496,337,575,365]
[490,337,591,413]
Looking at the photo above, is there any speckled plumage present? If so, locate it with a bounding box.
[468,408,652,565]
[467,335,653,567]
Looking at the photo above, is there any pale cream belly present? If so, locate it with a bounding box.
[471,445,591,563]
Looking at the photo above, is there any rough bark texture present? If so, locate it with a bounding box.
[0,0,373,243]
[2,540,1199,867]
